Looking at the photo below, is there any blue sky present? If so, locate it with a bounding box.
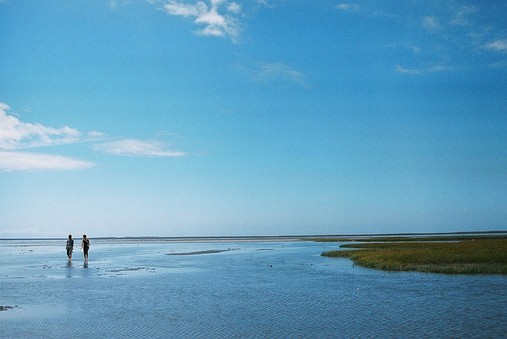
[1,0,506,237]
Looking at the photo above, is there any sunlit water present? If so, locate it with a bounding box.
[1,239,506,338]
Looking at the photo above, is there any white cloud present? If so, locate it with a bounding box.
[451,5,477,26]
[422,16,440,30]
[227,2,240,14]
[395,64,452,75]
[336,3,359,12]
[163,0,240,40]
[93,139,186,157]
[484,39,507,52]
[164,1,204,16]
[87,131,107,139]
[0,102,81,150]
[411,46,421,54]
[0,102,186,170]
[252,62,307,86]
[0,151,94,172]
[109,0,130,8]
[0,102,94,171]
[0,102,95,171]
[395,65,422,75]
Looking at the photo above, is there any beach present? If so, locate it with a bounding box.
[1,238,507,338]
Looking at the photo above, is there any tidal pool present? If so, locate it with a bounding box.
[1,239,506,338]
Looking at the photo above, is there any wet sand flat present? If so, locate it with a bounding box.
[1,238,507,338]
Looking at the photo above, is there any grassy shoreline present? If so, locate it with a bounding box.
[321,237,507,275]
[311,234,507,243]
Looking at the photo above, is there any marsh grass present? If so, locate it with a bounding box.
[322,238,507,274]
[311,234,507,243]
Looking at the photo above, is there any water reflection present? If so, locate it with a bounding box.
[1,240,506,338]
[66,260,73,278]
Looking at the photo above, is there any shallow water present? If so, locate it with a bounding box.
[1,239,506,338]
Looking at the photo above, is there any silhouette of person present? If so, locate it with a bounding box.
[66,234,74,261]
[81,234,90,261]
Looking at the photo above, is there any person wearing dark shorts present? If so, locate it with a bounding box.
[81,234,90,261]
[66,234,74,261]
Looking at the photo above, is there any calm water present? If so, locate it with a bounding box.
[1,239,506,338]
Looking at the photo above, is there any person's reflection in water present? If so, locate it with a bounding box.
[66,260,73,278]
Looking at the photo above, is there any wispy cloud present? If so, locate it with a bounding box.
[333,2,505,73]
[484,39,507,52]
[246,62,307,87]
[0,102,185,171]
[422,16,440,31]
[163,0,241,40]
[336,3,359,12]
[93,139,186,157]
[450,5,477,26]
[0,151,94,172]
[227,2,240,13]
[0,102,95,171]
[395,64,452,75]
[395,65,422,75]
[108,0,130,8]
[0,102,81,150]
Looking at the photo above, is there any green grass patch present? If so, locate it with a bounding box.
[322,238,507,275]
[311,234,507,243]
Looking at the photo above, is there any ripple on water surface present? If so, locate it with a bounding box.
[1,239,507,338]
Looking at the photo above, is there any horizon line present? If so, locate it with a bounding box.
[1,230,506,241]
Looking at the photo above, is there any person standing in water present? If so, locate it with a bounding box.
[66,234,74,261]
[81,234,90,261]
